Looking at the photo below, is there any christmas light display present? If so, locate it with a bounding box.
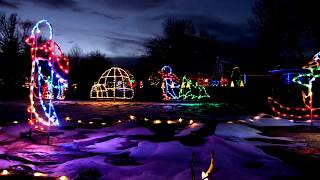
[179,75,210,100]
[269,52,320,122]
[230,67,244,87]
[202,152,215,180]
[148,73,161,86]
[212,57,224,87]
[220,77,228,87]
[26,20,69,130]
[90,67,134,99]
[159,66,180,100]
[126,70,137,88]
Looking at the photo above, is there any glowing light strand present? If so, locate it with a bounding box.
[269,52,320,121]
[159,66,180,101]
[90,67,134,99]
[26,20,69,130]
[179,75,210,100]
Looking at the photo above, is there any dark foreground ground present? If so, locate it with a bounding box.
[0,100,319,179]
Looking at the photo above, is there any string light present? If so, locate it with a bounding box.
[148,73,161,86]
[34,172,48,177]
[65,116,71,121]
[179,75,210,100]
[153,120,162,124]
[129,115,136,120]
[59,176,69,180]
[159,66,180,101]
[269,52,320,121]
[90,67,134,99]
[1,170,9,175]
[167,120,175,124]
[26,19,69,130]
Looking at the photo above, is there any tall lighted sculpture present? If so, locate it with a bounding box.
[179,75,210,100]
[159,66,180,101]
[269,52,320,124]
[90,67,134,99]
[26,20,69,130]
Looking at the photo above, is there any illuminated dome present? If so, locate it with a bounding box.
[90,67,134,99]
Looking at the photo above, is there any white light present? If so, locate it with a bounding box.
[202,171,208,180]
[34,172,47,177]
[167,120,175,124]
[154,120,161,124]
[178,118,183,123]
[1,170,9,175]
[59,176,69,180]
[65,117,71,121]
[90,67,134,99]
[13,121,18,124]
[253,116,260,120]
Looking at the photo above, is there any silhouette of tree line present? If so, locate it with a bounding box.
[2,0,320,99]
[136,18,218,81]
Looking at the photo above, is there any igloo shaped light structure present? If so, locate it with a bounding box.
[90,67,134,99]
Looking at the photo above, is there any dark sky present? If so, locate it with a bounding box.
[0,0,254,57]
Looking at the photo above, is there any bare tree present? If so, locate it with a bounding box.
[0,13,22,86]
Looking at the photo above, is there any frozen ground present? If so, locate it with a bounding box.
[0,101,319,179]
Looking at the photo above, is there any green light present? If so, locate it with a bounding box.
[178,75,210,100]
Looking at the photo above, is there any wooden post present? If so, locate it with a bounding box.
[29,128,32,138]
[190,152,196,180]
[46,131,50,145]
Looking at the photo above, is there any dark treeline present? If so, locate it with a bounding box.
[68,46,111,99]
[1,0,320,100]
[249,0,320,70]
[0,13,32,99]
[136,18,218,81]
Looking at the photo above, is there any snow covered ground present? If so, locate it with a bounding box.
[0,101,318,179]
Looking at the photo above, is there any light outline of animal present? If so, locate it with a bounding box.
[26,19,69,129]
[268,51,320,119]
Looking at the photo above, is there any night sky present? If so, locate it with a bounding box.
[0,0,254,57]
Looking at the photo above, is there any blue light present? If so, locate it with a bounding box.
[27,19,69,128]
[160,65,180,100]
